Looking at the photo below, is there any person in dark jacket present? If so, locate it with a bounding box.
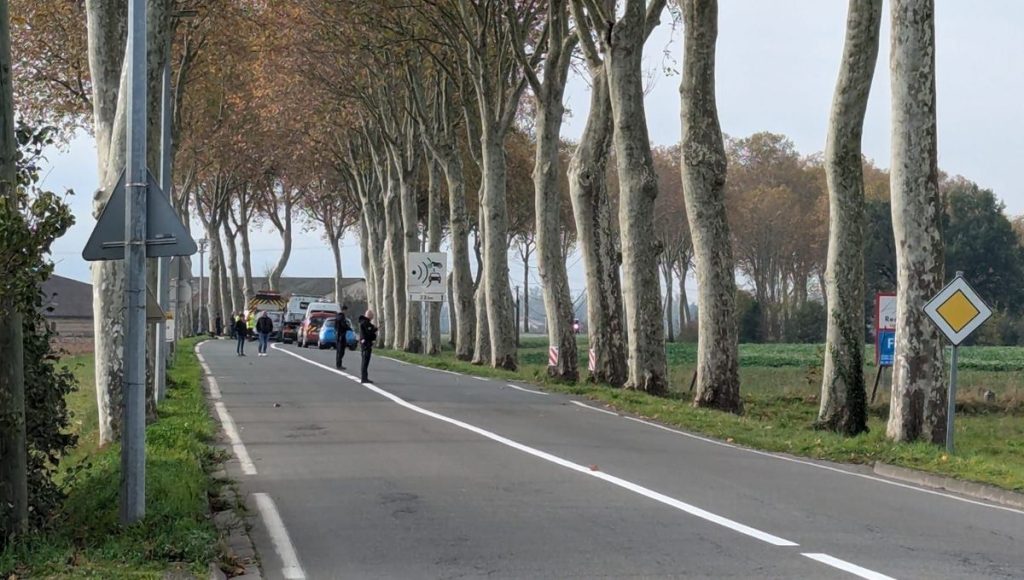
[334,305,352,370]
[358,310,377,384]
[234,315,248,356]
[215,314,223,336]
[255,311,273,357]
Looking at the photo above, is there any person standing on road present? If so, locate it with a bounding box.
[215,314,223,336]
[358,309,378,384]
[255,311,273,357]
[234,315,248,356]
[334,305,352,370]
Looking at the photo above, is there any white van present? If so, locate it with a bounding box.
[304,302,341,318]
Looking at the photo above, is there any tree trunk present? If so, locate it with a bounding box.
[359,215,374,311]
[447,272,456,347]
[887,0,946,444]
[238,218,254,301]
[217,242,230,326]
[426,158,443,355]
[568,66,628,387]
[86,0,128,446]
[817,0,881,436]
[330,232,343,305]
[677,255,691,328]
[663,262,675,342]
[606,5,667,394]
[384,174,406,349]
[269,197,292,292]
[472,205,491,365]
[442,153,475,360]
[480,127,517,370]
[522,245,531,333]
[680,0,742,413]
[0,0,27,536]
[222,221,243,315]
[400,173,423,353]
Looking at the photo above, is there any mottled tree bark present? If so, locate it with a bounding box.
[86,0,128,445]
[399,160,423,353]
[662,262,675,342]
[267,191,293,293]
[444,153,475,360]
[426,158,443,355]
[480,125,516,369]
[887,0,946,444]
[606,0,668,394]
[384,163,406,349]
[222,220,244,315]
[567,64,628,387]
[680,0,742,413]
[817,0,882,436]
[472,206,491,365]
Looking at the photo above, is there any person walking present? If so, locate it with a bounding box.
[358,309,378,384]
[234,314,248,356]
[255,311,273,357]
[334,305,352,370]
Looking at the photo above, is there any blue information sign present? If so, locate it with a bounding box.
[877,329,895,367]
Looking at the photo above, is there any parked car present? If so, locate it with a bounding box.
[299,314,330,348]
[281,320,301,344]
[318,319,337,349]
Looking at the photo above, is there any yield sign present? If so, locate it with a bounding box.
[923,274,992,346]
[82,169,197,261]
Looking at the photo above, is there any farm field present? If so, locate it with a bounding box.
[386,338,1024,492]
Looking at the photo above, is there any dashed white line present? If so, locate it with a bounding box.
[272,345,797,547]
[505,383,549,396]
[571,400,618,416]
[801,553,895,580]
[471,375,490,382]
[254,493,306,580]
[213,401,256,475]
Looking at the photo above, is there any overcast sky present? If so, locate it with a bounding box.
[43,1,1024,302]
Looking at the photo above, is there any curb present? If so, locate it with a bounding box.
[873,462,1024,510]
[198,342,263,580]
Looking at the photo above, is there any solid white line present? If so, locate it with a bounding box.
[207,376,222,400]
[505,383,549,396]
[382,356,462,376]
[213,401,256,475]
[472,375,490,382]
[802,553,895,580]
[622,417,1024,516]
[254,493,306,580]
[272,345,797,547]
[571,400,618,416]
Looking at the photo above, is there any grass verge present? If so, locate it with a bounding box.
[0,337,220,578]
[381,346,1024,494]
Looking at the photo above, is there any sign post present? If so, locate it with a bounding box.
[923,272,992,454]
[871,293,896,402]
[408,252,447,303]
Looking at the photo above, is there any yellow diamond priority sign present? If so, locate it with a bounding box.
[924,275,992,346]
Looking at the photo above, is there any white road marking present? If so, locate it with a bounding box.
[801,553,895,580]
[623,417,1024,516]
[213,401,256,475]
[382,357,462,376]
[571,400,618,416]
[505,383,549,396]
[471,376,490,382]
[254,493,306,580]
[272,344,797,547]
[207,376,222,400]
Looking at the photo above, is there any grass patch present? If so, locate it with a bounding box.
[1,337,220,578]
[383,343,1024,494]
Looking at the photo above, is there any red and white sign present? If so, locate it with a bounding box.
[588,348,596,372]
[548,346,559,367]
[876,293,897,331]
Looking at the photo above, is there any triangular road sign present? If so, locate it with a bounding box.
[83,169,198,261]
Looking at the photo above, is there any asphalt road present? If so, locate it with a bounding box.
[197,339,1024,580]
